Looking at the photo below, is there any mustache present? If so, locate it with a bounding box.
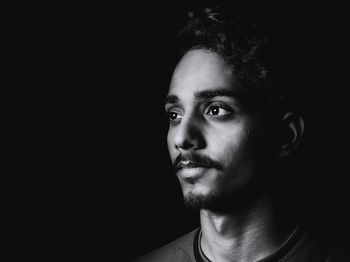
[173,153,223,172]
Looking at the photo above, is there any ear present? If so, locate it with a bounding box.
[278,112,305,158]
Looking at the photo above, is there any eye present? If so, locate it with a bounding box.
[167,111,183,122]
[205,104,232,117]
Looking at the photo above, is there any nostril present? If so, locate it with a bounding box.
[176,140,195,150]
[174,128,205,151]
[173,117,206,151]
[174,123,198,150]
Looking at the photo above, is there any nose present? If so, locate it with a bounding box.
[174,116,205,151]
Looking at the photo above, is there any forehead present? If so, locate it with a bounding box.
[168,49,242,97]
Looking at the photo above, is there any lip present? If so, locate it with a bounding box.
[177,160,211,169]
[177,165,210,181]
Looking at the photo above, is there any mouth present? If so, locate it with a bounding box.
[176,161,214,181]
[177,160,212,170]
[173,154,223,180]
[177,166,209,182]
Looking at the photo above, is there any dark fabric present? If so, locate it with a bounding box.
[132,228,199,262]
[133,226,332,262]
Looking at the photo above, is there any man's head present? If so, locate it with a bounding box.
[164,7,304,211]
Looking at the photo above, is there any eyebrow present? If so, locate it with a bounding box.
[165,89,241,106]
[194,90,240,100]
[165,95,178,105]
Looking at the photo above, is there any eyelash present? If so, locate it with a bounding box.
[204,104,233,118]
[167,112,182,122]
[166,103,234,123]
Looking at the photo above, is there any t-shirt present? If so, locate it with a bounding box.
[132,225,333,262]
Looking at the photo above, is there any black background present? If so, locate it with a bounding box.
[15,2,350,260]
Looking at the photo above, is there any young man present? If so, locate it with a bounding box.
[134,6,332,262]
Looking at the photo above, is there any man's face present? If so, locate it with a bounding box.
[165,49,269,209]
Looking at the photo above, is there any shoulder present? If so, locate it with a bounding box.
[285,227,350,262]
[132,228,200,262]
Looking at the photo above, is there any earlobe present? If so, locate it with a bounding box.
[278,112,305,158]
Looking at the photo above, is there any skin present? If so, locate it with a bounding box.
[165,49,298,261]
[165,49,268,208]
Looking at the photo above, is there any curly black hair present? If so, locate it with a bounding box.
[175,6,295,117]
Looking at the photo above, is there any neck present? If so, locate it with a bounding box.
[199,195,297,262]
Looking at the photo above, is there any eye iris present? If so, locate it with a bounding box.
[211,107,219,115]
[170,112,178,120]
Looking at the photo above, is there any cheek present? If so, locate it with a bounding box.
[215,129,259,190]
[212,126,253,161]
[167,130,176,161]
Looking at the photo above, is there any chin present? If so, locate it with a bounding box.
[181,183,225,210]
[182,181,264,212]
[183,191,217,210]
